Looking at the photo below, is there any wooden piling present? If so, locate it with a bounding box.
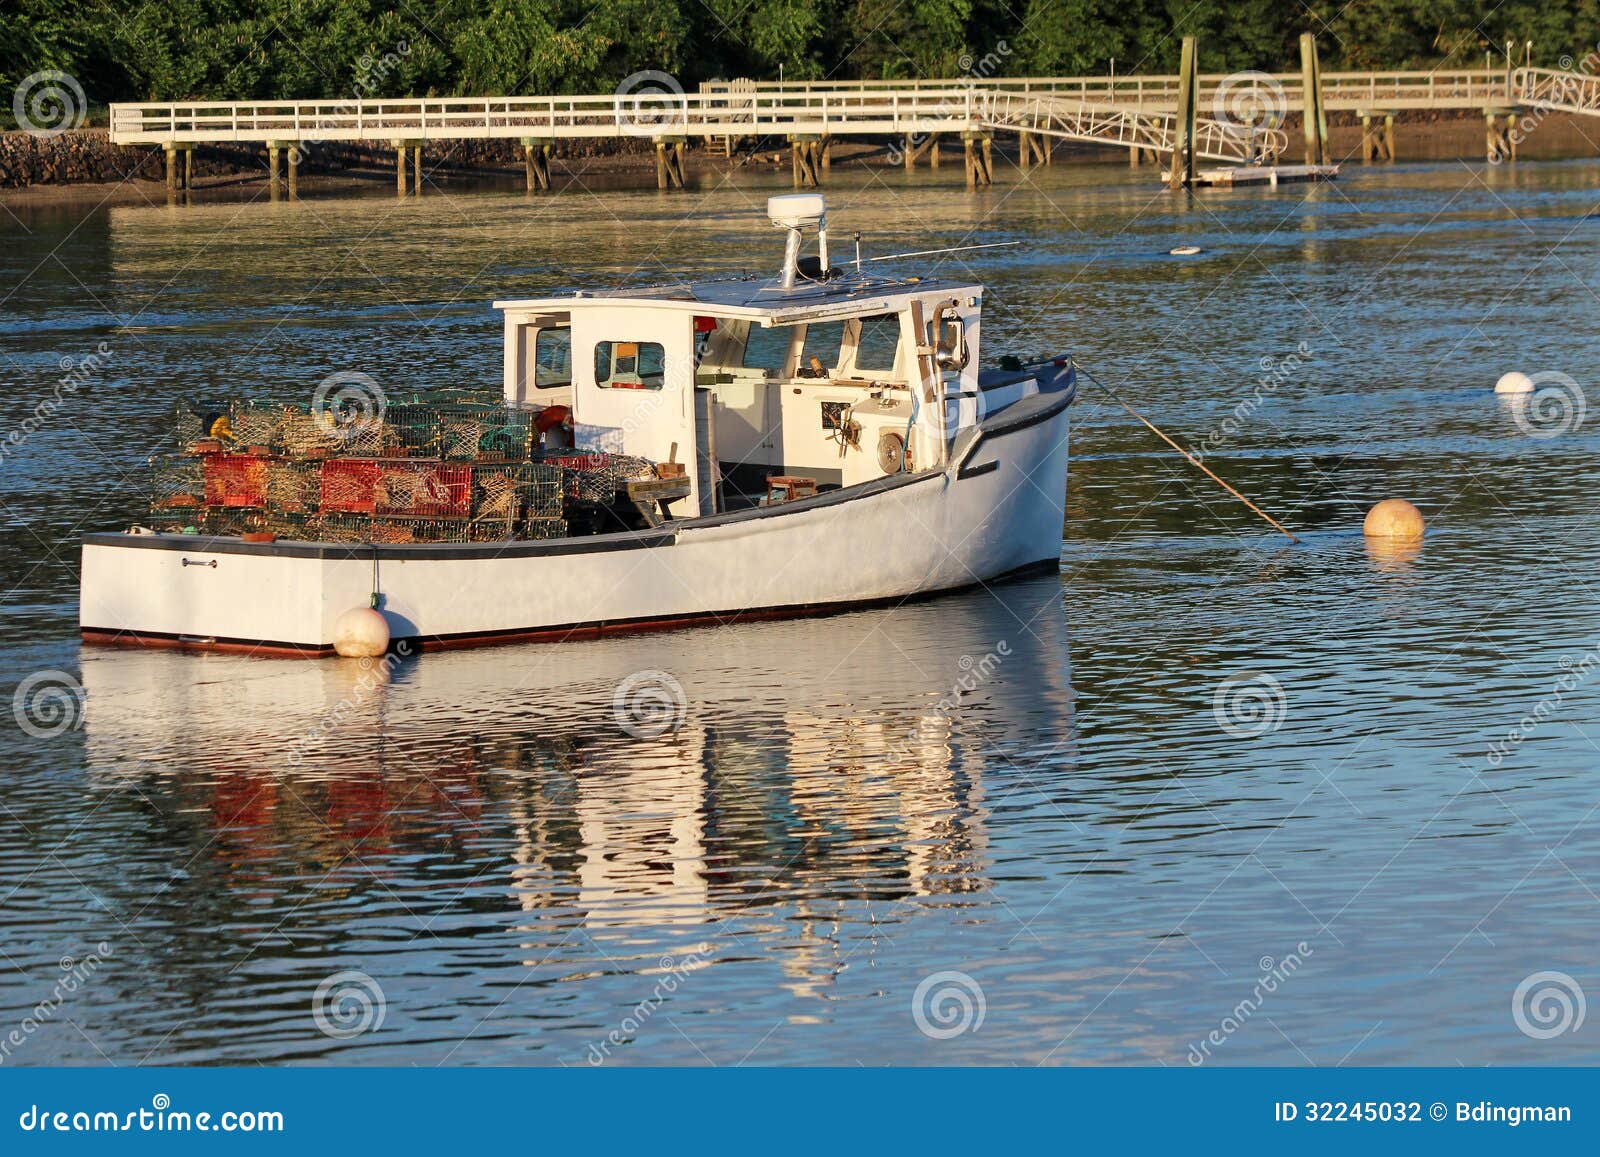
[1359,109,1397,162]
[182,146,193,191]
[395,143,407,195]
[522,138,551,191]
[412,145,423,194]
[930,135,941,168]
[1299,33,1328,166]
[287,147,298,198]
[1484,107,1520,162]
[790,135,821,187]
[1019,130,1032,170]
[656,136,687,188]
[1169,37,1198,190]
[267,143,282,198]
[963,132,993,188]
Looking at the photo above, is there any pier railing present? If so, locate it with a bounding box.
[108,70,1514,147]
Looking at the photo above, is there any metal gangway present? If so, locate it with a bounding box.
[978,91,1286,163]
[1512,67,1600,115]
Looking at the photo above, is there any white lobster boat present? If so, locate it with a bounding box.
[80,196,1075,657]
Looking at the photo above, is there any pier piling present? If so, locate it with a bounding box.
[1168,37,1198,189]
[413,145,423,194]
[790,135,822,187]
[267,143,282,198]
[287,147,299,197]
[395,143,407,195]
[1359,110,1397,161]
[1299,33,1329,165]
[963,133,993,188]
[1484,107,1520,162]
[656,137,687,188]
[522,138,552,191]
[162,142,194,196]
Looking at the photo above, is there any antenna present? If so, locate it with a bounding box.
[853,231,862,272]
[863,241,1020,264]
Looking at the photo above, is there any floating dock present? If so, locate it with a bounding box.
[1177,163,1341,186]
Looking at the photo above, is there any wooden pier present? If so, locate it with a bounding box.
[113,56,1599,199]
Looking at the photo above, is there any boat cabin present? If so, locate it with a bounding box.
[494,195,990,518]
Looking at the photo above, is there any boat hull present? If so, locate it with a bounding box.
[81,386,1072,657]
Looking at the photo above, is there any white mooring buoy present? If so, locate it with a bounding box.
[1494,371,1535,394]
[1363,499,1426,542]
[333,606,390,658]
[1169,245,1203,256]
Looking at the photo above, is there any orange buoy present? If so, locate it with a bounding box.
[1363,498,1426,541]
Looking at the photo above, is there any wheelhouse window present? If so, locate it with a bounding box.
[851,314,901,374]
[594,340,666,389]
[534,327,571,387]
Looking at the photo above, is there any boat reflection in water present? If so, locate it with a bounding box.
[79,576,1073,1058]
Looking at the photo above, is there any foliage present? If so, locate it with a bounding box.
[0,0,1582,104]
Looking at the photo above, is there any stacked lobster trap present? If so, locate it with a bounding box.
[149,399,655,545]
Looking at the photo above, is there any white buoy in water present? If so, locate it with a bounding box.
[1494,371,1535,394]
[1363,498,1426,542]
[333,606,390,658]
[1169,245,1202,256]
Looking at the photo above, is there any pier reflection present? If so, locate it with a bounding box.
[79,578,1074,963]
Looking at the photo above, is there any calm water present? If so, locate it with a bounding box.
[3,159,1600,1066]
